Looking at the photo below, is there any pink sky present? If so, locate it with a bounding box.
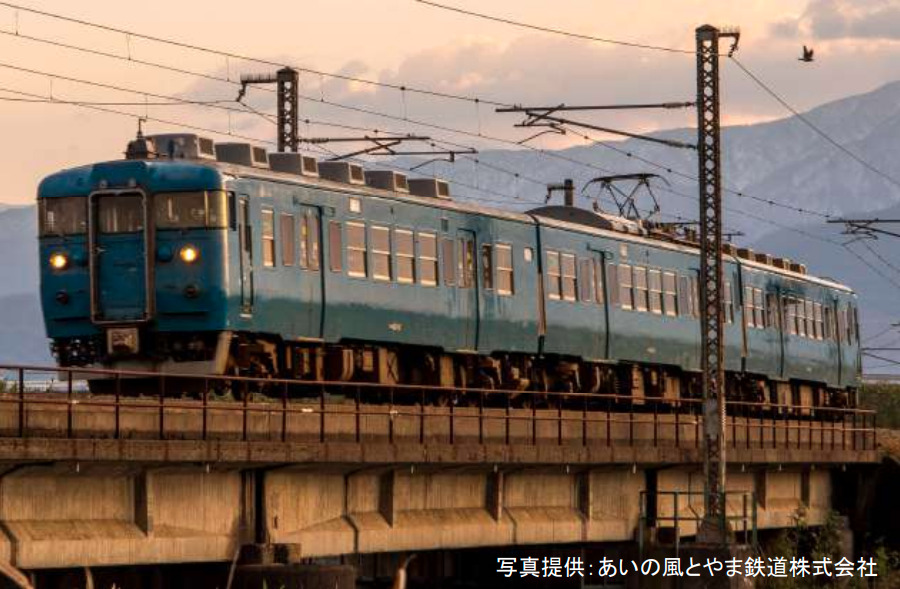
[2,0,899,204]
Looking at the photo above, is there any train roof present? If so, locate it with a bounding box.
[37,136,855,295]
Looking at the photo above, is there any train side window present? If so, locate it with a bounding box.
[594,259,605,304]
[753,288,765,328]
[261,209,276,268]
[853,306,860,343]
[482,244,494,290]
[823,305,833,340]
[797,299,808,337]
[496,244,514,296]
[371,225,392,282]
[458,238,475,288]
[442,238,456,286]
[346,221,367,278]
[280,214,295,266]
[395,229,415,284]
[299,216,309,270]
[619,264,633,310]
[328,221,342,272]
[723,281,734,324]
[308,215,320,270]
[813,303,825,340]
[744,286,755,328]
[561,253,577,302]
[677,275,690,317]
[418,232,438,287]
[765,293,779,330]
[690,277,700,318]
[633,266,648,312]
[546,251,561,300]
[579,259,593,302]
[607,262,619,307]
[662,271,677,316]
[648,269,663,314]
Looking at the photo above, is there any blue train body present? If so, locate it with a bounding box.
[37,134,862,406]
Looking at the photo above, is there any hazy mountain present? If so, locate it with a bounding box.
[3,79,900,367]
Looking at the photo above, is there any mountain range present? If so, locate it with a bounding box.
[4,80,900,369]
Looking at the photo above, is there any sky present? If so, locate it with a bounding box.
[3,0,900,205]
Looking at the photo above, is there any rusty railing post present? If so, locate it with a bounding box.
[356,385,361,444]
[158,374,165,440]
[115,373,121,440]
[281,381,288,443]
[419,388,425,445]
[66,369,73,438]
[242,380,250,443]
[319,382,326,444]
[203,378,209,441]
[17,367,24,437]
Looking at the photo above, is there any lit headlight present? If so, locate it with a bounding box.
[49,253,68,270]
[179,245,199,263]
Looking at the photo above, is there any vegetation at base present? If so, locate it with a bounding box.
[760,510,900,588]
[859,384,900,429]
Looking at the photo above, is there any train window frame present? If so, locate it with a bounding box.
[677,275,690,317]
[307,214,320,270]
[370,225,392,282]
[797,298,808,337]
[481,244,494,291]
[662,271,677,317]
[765,293,778,330]
[814,302,824,341]
[579,258,593,303]
[633,266,648,312]
[418,232,438,287]
[346,221,367,278]
[648,269,663,314]
[442,237,456,286]
[280,214,295,267]
[395,229,415,284]
[39,197,87,237]
[546,250,562,300]
[619,264,633,310]
[458,237,476,289]
[261,208,276,268]
[299,215,309,270]
[690,276,700,319]
[328,221,342,272]
[823,305,834,340]
[495,243,514,296]
[97,193,145,235]
[154,190,228,231]
[744,286,756,328]
[607,262,619,307]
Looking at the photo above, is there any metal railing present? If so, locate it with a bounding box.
[639,490,758,556]
[0,364,878,454]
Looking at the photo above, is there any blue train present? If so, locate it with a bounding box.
[38,132,861,407]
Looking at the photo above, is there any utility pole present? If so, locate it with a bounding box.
[696,24,739,544]
[239,67,299,152]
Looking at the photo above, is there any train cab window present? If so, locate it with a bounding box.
[561,254,577,302]
[662,271,677,316]
[39,197,86,236]
[154,190,228,230]
[346,222,367,278]
[442,238,456,286]
[648,269,663,314]
[418,232,438,287]
[619,264,633,310]
[496,244,514,296]
[280,214,295,266]
[328,221,342,272]
[395,229,415,284]
[633,266,648,312]
[98,194,144,234]
[371,225,392,281]
[546,251,561,300]
[579,259,594,302]
[261,209,275,267]
[482,245,494,290]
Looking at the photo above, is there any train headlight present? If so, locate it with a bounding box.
[49,253,68,270]
[179,245,199,264]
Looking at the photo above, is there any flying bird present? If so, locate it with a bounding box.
[799,45,814,62]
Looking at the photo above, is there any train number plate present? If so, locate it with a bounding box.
[107,327,139,355]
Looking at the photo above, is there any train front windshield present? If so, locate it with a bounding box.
[39,197,87,237]
[154,190,228,229]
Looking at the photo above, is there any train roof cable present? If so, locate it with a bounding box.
[0,1,512,108]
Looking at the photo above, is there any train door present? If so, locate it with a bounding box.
[590,249,610,359]
[457,229,478,350]
[296,206,323,338]
[88,191,152,322]
[237,197,254,314]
